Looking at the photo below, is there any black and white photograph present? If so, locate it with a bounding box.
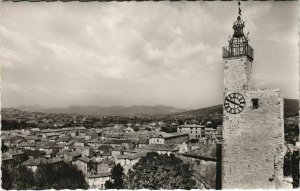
[1,1,299,190]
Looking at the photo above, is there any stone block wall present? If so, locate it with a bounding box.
[222,88,284,189]
[224,57,252,92]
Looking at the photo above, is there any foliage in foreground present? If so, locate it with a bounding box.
[1,167,14,190]
[35,162,89,189]
[2,163,88,190]
[126,152,196,189]
[13,165,35,190]
[105,163,125,189]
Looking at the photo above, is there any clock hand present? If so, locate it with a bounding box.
[225,98,244,109]
[225,98,237,105]
[235,101,244,109]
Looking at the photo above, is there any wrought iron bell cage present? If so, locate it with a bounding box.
[223,15,254,61]
[229,35,249,58]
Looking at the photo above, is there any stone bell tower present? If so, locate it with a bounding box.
[221,2,285,189]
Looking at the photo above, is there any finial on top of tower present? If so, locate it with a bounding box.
[238,1,241,16]
[232,1,245,38]
[222,1,254,61]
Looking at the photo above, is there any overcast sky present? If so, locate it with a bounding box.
[1,1,298,109]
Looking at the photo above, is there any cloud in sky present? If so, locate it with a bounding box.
[1,1,298,109]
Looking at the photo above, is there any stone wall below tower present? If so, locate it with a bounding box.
[222,88,284,189]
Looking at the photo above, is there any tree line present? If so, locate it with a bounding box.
[2,162,88,190]
[2,153,198,190]
[105,152,196,189]
[1,120,31,131]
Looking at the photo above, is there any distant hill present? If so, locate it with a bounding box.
[174,104,223,118]
[11,98,299,117]
[18,105,44,112]
[16,105,185,116]
[174,98,298,118]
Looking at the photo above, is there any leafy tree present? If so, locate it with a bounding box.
[1,141,9,153]
[98,145,113,153]
[20,121,29,129]
[112,163,125,188]
[177,119,185,125]
[161,126,177,133]
[35,162,89,189]
[105,163,125,189]
[1,167,13,190]
[35,165,51,189]
[292,151,299,188]
[126,152,196,189]
[1,120,20,130]
[104,180,114,189]
[13,165,35,190]
[189,139,199,144]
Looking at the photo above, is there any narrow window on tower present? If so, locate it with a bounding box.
[252,98,259,109]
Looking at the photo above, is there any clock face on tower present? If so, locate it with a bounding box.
[224,93,246,114]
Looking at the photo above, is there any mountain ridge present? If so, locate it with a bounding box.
[171,98,299,118]
[13,98,299,117]
[17,104,186,116]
